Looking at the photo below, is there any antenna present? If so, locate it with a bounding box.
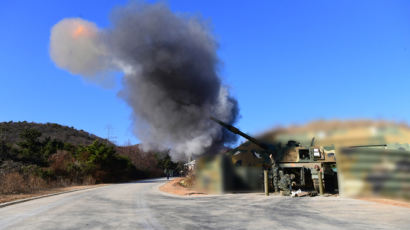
[310,137,315,147]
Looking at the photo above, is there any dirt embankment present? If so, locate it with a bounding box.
[159,178,206,196]
[359,197,410,208]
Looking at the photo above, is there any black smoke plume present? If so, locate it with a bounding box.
[50,2,239,160]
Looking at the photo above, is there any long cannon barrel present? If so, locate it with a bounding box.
[347,144,387,148]
[210,117,268,150]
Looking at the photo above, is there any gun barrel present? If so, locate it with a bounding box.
[210,117,268,150]
[347,144,387,148]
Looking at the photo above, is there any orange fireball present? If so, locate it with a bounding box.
[73,25,85,38]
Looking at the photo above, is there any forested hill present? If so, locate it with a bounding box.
[0,121,184,195]
[0,121,108,146]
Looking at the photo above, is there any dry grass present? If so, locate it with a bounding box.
[0,184,105,204]
[0,172,47,194]
[179,173,196,188]
[0,171,104,204]
[0,171,96,195]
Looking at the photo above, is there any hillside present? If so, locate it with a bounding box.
[0,121,182,195]
[0,121,108,146]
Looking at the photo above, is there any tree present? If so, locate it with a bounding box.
[0,140,12,161]
[156,153,179,175]
[42,137,64,159]
[76,141,138,182]
[18,128,45,165]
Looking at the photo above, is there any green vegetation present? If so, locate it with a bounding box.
[0,122,185,194]
[156,154,185,176]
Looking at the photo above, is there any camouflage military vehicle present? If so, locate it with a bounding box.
[206,118,410,201]
[269,119,410,200]
[337,146,410,201]
[211,117,338,195]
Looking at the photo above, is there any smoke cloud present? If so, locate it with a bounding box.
[50,18,111,76]
[49,2,239,160]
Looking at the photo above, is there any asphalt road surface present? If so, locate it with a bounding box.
[1,178,409,230]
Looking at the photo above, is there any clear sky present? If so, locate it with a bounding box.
[1,0,410,145]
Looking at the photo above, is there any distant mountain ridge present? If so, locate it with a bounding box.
[0,121,109,146]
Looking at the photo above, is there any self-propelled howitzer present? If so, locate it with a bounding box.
[211,117,338,195]
[210,117,276,167]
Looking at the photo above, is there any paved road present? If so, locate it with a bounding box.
[1,178,409,230]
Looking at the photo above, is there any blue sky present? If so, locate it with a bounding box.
[1,0,410,145]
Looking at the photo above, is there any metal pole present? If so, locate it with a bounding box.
[264,170,269,196]
[318,170,324,195]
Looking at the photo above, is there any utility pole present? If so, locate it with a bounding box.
[105,125,117,144]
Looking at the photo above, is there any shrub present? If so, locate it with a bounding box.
[0,172,25,194]
[0,172,47,194]
[49,150,74,176]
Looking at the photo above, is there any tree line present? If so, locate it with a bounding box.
[0,128,184,194]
